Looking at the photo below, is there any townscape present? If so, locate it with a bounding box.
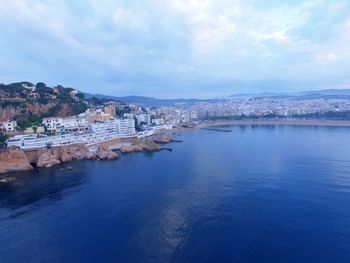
[2,1,350,261]
[1,82,350,150]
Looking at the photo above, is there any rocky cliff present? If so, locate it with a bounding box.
[0,144,119,173]
[0,148,33,173]
[0,136,179,175]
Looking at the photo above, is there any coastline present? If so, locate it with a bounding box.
[196,119,350,128]
[0,136,177,180]
[2,119,350,181]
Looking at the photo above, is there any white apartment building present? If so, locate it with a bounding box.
[7,118,137,149]
[123,113,134,119]
[152,118,164,126]
[117,118,136,135]
[152,124,173,131]
[42,117,63,132]
[92,118,136,136]
[43,117,89,133]
[0,120,17,132]
[91,119,118,134]
[135,114,151,125]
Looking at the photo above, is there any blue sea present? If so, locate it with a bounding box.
[1,125,350,262]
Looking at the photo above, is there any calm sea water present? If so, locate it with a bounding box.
[1,125,350,262]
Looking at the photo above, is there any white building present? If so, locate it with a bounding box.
[43,117,89,133]
[135,114,151,125]
[91,119,118,134]
[7,119,137,149]
[152,118,164,126]
[152,124,173,131]
[0,120,17,132]
[123,113,134,119]
[42,117,62,132]
[117,118,136,135]
[92,118,136,136]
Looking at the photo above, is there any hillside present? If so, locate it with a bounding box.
[0,82,88,130]
[229,89,350,100]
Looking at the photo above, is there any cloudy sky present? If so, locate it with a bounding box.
[0,0,349,98]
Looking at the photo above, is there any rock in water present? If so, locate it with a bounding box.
[86,151,97,160]
[120,144,143,153]
[95,145,119,160]
[140,139,161,152]
[0,176,17,184]
[152,136,173,144]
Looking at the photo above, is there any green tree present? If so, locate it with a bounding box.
[75,92,85,100]
[0,132,8,144]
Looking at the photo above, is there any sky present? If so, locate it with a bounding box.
[0,0,349,98]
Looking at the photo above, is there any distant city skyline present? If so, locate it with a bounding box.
[0,0,349,98]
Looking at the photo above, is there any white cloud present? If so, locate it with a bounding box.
[0,0,349,97]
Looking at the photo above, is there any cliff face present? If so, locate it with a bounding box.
[0,102,83,122]
[0,137,176,174]
[27,144,119,168]
[0,148,33,173]
[0,144,119,173]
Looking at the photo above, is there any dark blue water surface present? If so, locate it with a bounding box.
[1,125,350,262]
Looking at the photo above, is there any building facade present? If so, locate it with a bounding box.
[0,120,17,132]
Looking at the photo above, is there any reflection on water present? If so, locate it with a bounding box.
[1,126,350,262]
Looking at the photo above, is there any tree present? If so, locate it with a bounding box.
[71,101,88,115]
[0,132,8,144]
[36,82,52,94]
[36,82,46,89]
[90,96,103,106]
[75,92,85,100]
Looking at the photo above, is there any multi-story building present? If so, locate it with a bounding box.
[103,102,117,117]
[0,120,17,132]
[117,118,136,135]
[91,119,118,134]
[152,118,164,126]
[123,113,134,119]
[81,108,111,123]
[135,114,151,125]
[43,117,89,133]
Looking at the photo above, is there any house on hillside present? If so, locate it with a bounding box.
[0,120,17,132]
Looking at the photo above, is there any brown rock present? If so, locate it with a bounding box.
[152,136,172,144]
[138,139,161,152]
[95,145,119,160]
[0,148,33,173]
[120,145,134,153]
[120,144,143,153]
[37,149,61,168]
[106,151,119,160]
[65,145,88,160]
[86,151,97,160]
[59,148,73,162]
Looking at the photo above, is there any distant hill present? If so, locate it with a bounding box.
[229,89,350,100]
[86,93,216,107]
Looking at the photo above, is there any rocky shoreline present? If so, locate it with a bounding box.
[0,136,178,179]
